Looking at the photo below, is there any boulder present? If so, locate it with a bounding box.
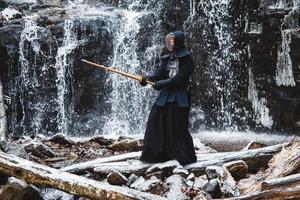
[223,160,248,181]
[24,142,55,158]
[88,136,113,146]
[107,139,143,152]
[48,134,74,146]
[0,177,44,200]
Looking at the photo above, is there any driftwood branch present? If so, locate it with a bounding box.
[0,151,166,200]
[62,151,141,173]
[261,173,300,191]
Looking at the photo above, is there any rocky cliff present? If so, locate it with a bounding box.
[0,0,299,136]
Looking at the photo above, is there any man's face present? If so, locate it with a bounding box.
[166,34,175,52]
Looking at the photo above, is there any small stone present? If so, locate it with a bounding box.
[107,171,128,186]
[203,179,221,199]
[127,174,138,187]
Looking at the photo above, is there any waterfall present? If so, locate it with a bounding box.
[275,0,299,87]
[198,0,242,128]
[18,16,45,134]
[248,69,273,129]
[102,4,157,136]
[54,20,78,135]
[276,29,295,87]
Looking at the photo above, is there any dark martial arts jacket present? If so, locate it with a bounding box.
[146,31,194,107]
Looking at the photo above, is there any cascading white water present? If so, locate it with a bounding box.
[276,29,295,87]
[248,69,273,129]
[0,79,6,140]
[102,4,157,136]
[54,20,78,135]
[275,0,299,87]
[199,0,241,128]
[18,15,47,134]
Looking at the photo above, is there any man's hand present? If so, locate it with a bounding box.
[139,76,148,86]
[152,80,164,91]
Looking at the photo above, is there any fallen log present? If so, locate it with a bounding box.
[62,151,141,173]
[63,143,285,177]
[90,144,286,178]
[237,142,300,194]
[225,185,300,200]
[0,151,166,200]
[94,160,152,178]
[186,143,286,176]
[261,173,300,191]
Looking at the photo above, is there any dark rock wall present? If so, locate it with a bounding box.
[0,0,299,136]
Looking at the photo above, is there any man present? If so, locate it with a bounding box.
[139,31,197,165]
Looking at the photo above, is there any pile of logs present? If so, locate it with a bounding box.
[0,134,299,200]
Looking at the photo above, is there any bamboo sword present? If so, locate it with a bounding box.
[81,59,155,86]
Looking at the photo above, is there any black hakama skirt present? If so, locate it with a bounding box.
[140,102,197,165]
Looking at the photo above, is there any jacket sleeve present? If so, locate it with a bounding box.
[145,56,169,82]
[156,55,194,88]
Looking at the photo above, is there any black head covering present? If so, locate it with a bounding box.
[169,31,191,58]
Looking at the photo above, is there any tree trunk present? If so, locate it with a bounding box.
[0,151,166,200]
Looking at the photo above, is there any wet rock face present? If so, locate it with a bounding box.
[0,0,300,136]
[181,0,300,132]
[0,8,114,136]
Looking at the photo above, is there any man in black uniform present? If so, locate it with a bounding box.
[140,31,197,165]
